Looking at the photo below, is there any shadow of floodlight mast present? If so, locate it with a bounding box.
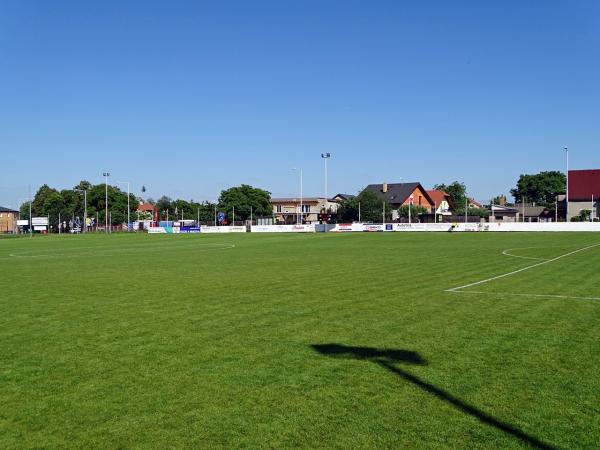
[311,343,556,450]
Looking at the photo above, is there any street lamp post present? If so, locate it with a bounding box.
[118,181,130,231]
[103,172,110,233]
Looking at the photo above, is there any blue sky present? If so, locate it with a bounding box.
[1,0,599,208]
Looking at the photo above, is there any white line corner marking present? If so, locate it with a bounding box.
[446,243,600,294]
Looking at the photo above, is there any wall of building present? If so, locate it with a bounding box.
[568,200,598,220]
[0,212,17,233]
[399,187,434,212]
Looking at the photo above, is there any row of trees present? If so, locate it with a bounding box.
[152,185,272,223]
[20,172,568,230]
[20,182,273,229]
[510,171,566,207]
[20,181,137,230]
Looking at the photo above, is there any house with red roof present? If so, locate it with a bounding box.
[568,169,600,220]
[426,190,452,216]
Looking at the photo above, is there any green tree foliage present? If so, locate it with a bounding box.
[397,204,428,218]
[86,183,136,225]
[31,184,59,215]
[510,171,566,207]
[337,190,393,222]
[19,201,31,220]
[491,194,507,205]
[570,209,592,222]
[434,181,467,214]
[154,196,216,222]
[218,185,271,222]
[468,207,490,218]
[27,181,137,228]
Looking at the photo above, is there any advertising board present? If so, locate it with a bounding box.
[31,217,49,226]
[201,226,247,233]
[250,224,315,233]
[179,226,201,233]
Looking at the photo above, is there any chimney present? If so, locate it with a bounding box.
[382,182,388,193]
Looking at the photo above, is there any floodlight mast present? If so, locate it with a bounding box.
[321,153,331,201]
[103,172,110,233]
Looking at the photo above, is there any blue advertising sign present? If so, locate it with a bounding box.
[218,212,226,223]
[180,226,201,233]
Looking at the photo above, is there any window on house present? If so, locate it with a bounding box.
[276,205,282,212]
[301,204,310,213]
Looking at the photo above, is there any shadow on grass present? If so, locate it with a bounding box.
[311,343,556,450]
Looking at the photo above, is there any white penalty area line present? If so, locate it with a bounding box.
[446,242,600,295]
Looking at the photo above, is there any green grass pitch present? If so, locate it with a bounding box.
[1,232,599,449]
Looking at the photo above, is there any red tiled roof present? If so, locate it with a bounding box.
[469,198,483,208]
[137,202,157,212]
[569,169,600,200]
[426,190,450,206]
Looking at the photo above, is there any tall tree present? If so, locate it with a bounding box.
[337,190,393,222]
[218,185,271,222]
[31,184,59,216]
[510,171,566,206]
[155,196,173,220]
[434,181,467,214]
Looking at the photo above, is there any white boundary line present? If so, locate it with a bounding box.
[447,289,600,301]
[446,242,600,293]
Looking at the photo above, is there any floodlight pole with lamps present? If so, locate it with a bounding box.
[321,153,331,200]
[117,181,130,231]
[103,172,110,233]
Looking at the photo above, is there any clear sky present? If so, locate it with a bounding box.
[1,0,599,208]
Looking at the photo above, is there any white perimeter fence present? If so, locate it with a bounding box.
[330,222,600,232]
[147,222,600,234]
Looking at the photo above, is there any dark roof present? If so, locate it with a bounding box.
[569,169,600,200]
[498,204,552,217]
[362,182,433,206]
[333,193,356,201]
[0,206,19,213]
